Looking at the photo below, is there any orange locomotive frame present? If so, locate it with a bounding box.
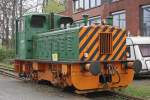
[14,25,135,92]
[14,60,134,92]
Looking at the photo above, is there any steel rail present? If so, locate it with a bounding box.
[107,90,144,100]
[0,66,21,80]
[76,90,144,100]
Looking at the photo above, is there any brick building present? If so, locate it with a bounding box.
[60,0,150,36]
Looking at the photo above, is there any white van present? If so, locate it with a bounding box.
[126,37,150,75]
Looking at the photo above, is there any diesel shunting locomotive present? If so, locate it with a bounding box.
[14,13,135,93]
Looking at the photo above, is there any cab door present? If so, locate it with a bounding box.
[16,18,26,59]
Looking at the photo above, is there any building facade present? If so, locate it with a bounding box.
[61,0,150,36]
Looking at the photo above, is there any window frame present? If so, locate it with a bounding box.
[96,0,101,6]
[141,5,150,36]
[90,0,96,8]
[73,0,102,13]
[30,15,46,28]
[111,0,119,3]
[139,44,150,57]
[111,10,126,29]
[74,16,101,27]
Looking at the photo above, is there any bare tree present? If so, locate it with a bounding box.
[0,0,13,47]
[0,0,43,48]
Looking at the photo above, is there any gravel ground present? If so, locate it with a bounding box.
[0,74,149,100]
[0,75,116,100]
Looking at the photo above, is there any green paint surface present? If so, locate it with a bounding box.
[33,27,80,61]
[16,13,80,61]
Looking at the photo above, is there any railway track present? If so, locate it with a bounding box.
[108,90,144,100]
[0,65,144,100]
[80,90,144,100]
[84,90,144,100]
[0,66,19,79]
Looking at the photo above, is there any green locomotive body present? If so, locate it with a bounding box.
[16,13,76,60]
[14,13,135,92]
[33,27,80,60]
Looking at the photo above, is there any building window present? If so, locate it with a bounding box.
[75,0,79,11]
[74,16,101,27]
[79,0,84,8]
[89,16,101,25]
[112,10,126,29]
[73,0,102,12]
[74,20,89,27]
[85,0,90,9]
[142,5,150,36]
[112,0,119,2]
[96,0,101,6]
[91,0,96,8]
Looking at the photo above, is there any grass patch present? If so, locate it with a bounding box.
[0,46,15,69]
[121,83,150,99]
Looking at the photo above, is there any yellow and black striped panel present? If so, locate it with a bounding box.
[79,25,127,62]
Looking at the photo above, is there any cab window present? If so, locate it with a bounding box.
[139,44,150,57]
[31,15,46,28]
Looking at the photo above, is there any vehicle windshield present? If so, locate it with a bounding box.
[139,44,150,57]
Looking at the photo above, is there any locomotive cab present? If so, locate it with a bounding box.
[16,13,74,59]
[59,17,73,29]
[16,14,50,59]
